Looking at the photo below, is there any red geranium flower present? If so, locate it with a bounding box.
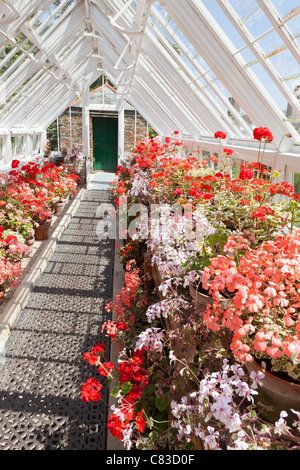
[98,362,114,377]
[214,131,227,139]
[81,378,102,403]
[239,168,254,180]
[11,160,20,169]
[223,148,233,156]
[173,188,183,196]
[253,127,273,142]
[136,410,147,433]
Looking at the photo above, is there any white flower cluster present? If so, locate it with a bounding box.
[134,328,165,354]
[128,171,151,198]
[119,152,135,170]
[170,359,265,450]
[146,204,215,278]
[146,297,190,323]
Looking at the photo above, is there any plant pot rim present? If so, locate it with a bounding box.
[246,358,300,389]
[189,284,230,307]
[35,221,51,228]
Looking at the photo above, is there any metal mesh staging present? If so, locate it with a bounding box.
[0,191,115,450]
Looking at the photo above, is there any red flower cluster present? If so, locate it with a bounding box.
[239,163,254,180]
[107,349,149,440]
[253,127,273,142]
[223,148,233,156]
[98,362,114,377]
[173,188,183,196]
[81,378,102,403]
[84,342,107,366]
[11,160,20,169]
[252,206,276,221]
[214,131,227,139]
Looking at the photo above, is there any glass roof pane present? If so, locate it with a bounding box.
[249,62,289,110]
[152,2,211,73]
[238,47,256,63]
[202,0,246,50]
[213,79,254,129]
[32,0,76,36]
[267,48,300,86]
[227,0,274,39]
[284,14,300,44]
[269,0,300,20]
[256,30,285,56]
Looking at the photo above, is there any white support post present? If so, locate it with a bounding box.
[82,79,91,190]
[25,133,31,159]
[57,118,60,151]
[118,99,125,164]
[3,133,12,165]
[41,129,47,160]
[69,106,73,151]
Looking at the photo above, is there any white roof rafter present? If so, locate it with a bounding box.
[0,0,298,161]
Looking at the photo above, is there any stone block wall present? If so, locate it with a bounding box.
[57,107,149,173]
[58,107,93,171]
[124,110,148,152]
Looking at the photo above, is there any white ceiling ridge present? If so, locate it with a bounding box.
[0,28,81,96]
[0,2,20,26]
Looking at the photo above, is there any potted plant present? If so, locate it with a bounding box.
[0,230,29,262]
[201,231,300,424]
[0,257,22,302]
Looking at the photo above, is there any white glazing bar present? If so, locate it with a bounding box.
[142,33,233,136]
[215,0,300,118]
[136,56,211,136]
[256,0,300,63]
[151,6,254,137]
[162,0,297,148]
[147,18,246,138]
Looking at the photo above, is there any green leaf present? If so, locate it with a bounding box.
[110,386,121,398]
[121,381,133,396]
[154,391,170,413]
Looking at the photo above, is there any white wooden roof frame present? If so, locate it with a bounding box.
[0,0,298,165]
[161,0,299,149]
[150,5,255,138]
[215,0,300,121]
[144,23,244,137]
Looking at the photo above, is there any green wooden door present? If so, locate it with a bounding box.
[93,116,118,171]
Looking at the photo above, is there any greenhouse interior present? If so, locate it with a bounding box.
[0,0,300,453]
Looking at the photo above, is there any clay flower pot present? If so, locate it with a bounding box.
[189,284,230,310]
[245,359,300,426]
[34,220,51,241]
[53,201,64,215]
[25,236,35,247]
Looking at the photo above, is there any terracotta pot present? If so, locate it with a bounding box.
[245,359,300,426]
[53,201,64,214]
[189,284,230,310]
[34,221,51,241]
[144,251,155,296]
[151,262,163,290]
[25,236,35,246]
[0,291,4,305]
[223,219,236,231]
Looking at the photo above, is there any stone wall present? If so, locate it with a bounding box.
[58,108,93,171]
[124,110,148,152]
[57,107,149,172]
